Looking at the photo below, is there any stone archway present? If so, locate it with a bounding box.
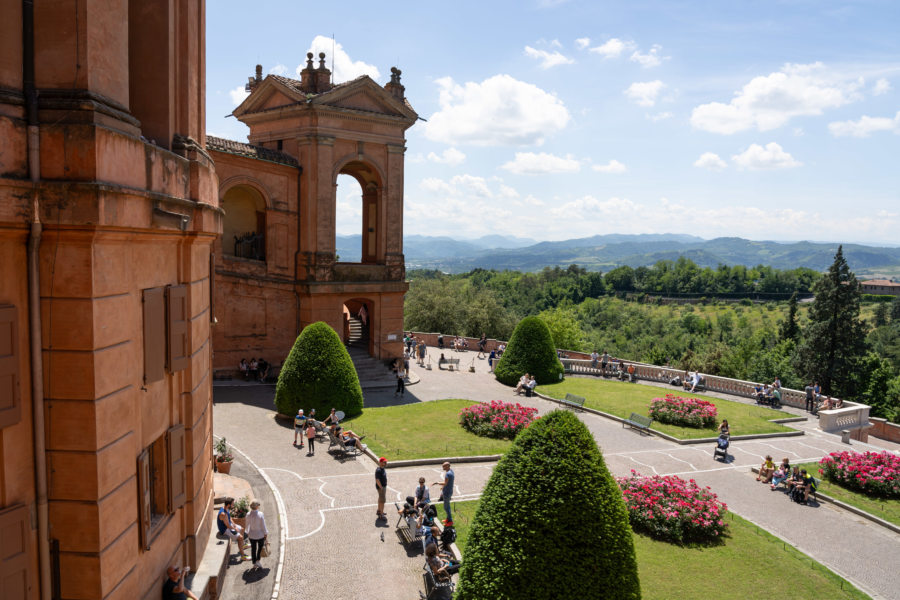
[343,298,374,355]
[335,159,383,265]
[221,183,267,260]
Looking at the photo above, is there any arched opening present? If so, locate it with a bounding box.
[335,174,363,262]
[222,184,266,260]
[343,298,373,355]
[335,161,381,264]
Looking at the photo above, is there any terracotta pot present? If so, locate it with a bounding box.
[232,516,246,530]
[216,458,233,475]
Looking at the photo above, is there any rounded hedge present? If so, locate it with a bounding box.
[456,410,641,600]
[274,322,364,419]
[493,316,564,386]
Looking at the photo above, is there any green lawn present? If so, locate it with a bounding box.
[451,499,867,599]
[341,399,514,460]
[796,462,900,529]
[541,378,793,439]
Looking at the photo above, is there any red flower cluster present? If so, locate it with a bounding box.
[617,470,728,543]
[819,450,900,498]
[459,400,539,439]
[648,394,718,429]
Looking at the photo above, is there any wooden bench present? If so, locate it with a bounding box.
[559,393,585,411]
[446,358,460,371]
[623,412,653,435]
[422,562,454,599]
[396,508,424,546]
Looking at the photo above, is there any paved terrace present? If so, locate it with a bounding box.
[213,353,900,600]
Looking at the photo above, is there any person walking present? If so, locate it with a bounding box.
[375,457,388,519]
[245,500,269,571]
[395,360,406,397]
[305,419,316,456]
[433,461,455,522]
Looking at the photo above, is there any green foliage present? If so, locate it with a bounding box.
[778,291,800,342]
[274,322,364,418]
[862,294,895,303]
[537,305,586,351]
[873,302,889,327]
[893,296,900,322]
[862,353,900,421]
[456,410,640,600]
[796,246,869,397]
[493,317,564,385]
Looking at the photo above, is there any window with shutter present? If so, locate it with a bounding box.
[166,285,189,373]
[0,306,20,429]
[142,289,166,383]
[137,449,152,551]
[167,424,186,511]
[0,504,31,599]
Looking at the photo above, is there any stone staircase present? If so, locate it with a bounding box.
[346,316,396,389]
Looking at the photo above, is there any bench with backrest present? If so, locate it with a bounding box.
[559,393,586,411]
[422,561,454,600]
[623,412,653,435]
[445,358,460,371]
[312,419,329,441]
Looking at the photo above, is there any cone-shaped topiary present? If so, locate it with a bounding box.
[456,410,641,600]
[274,322,364,419]
[493,316,564,386]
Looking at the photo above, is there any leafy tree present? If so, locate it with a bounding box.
[873,302,889,327]
[862,353,898,420]
[892,296,900,322]
[274,322,364,418]
[796,246,868,398]
[537,306,586,352]
[456,410,640,600]
[605,265,635,291]
[778,291,800,341]
[493,316,564,385]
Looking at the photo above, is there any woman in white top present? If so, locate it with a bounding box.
[245,501,269,570]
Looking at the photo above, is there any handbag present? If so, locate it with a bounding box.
[259,540,270,558]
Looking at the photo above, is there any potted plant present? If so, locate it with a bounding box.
[215,438,233,475]
[230,495,251,530]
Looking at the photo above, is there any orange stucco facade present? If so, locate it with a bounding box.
[210,56,416,372]
[1,1,220,599]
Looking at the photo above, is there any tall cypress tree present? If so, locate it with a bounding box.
[778,291,800,342]
[796,246,867,397]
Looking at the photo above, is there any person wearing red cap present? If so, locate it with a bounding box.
[375,457,388,519]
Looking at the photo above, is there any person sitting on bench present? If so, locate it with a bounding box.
[515,374,530,395]
[525,375,537,397]
[334,426,365,447]
[438,353,447,369]
[425,542,460,581]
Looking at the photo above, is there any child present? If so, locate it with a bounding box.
[305,419,316,456]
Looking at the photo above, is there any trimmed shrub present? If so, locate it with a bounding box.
[493,316,564,386]
[456,410,641,600]
[274,322,364,419]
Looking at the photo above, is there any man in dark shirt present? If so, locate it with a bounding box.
[162,565,197,600]
[804,382,815,412]
[375,457,388,519]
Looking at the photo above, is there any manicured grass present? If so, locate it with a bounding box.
[541,378,793,439]
[341,399,513,460]
[797,461,900,529]
[451,499,867,599]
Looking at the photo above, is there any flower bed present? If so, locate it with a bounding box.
[459,400,539,439]
[618,471,728,544]
[818,451,900,499]
[648,394,717,429]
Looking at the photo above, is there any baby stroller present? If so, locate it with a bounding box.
[713,434,730,461]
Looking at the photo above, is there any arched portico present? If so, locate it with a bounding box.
[221,183,267,260]
[335,158,383,264]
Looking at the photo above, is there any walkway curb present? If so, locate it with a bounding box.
[360,444,502,468]
[536,393,806,444]
[751,467,900,536]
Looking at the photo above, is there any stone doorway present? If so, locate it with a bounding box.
[343,298,373,356]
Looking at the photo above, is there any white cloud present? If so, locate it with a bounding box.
[873,78,891,96]
[426,147,467,166]
[501,152,581,174]
[828,111,900,137]
[647,111,673,122]
[229,85,250,106]
[630,44,667,68]
[592,160,627,174]
[690,62,863,134]
[575,37,591,50]
[731,142,801,170]
[268,64,288,76]
[423,74,571,146]
[589,38,633,58]
[524,46,575,69]
[303,35,380,83]
[693,152,728,171]
[624,80,665,107]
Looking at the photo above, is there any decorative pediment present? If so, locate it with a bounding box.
[312,77,418,122]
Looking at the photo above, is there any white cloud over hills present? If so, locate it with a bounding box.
[423,74,571,146]
[304,36,380,83]
[501,152,581,174]
[690,62,863,134]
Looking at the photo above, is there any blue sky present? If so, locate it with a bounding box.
[207,0,900,245]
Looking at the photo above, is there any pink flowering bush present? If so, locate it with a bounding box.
[819,451,900,499]
[648,394,718,429]
[459,400,539,439]
[617,471,728,544]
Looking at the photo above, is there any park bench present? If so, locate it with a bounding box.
[312,419,329,441]
[421,562,454,600]
[446,358,460,371]
[395,505,424,546]
[559,393,586,411]
[623,412,653,435]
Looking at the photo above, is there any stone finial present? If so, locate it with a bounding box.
[245,64,264,92]
[255,64,263,81]
[390,67,402,85]
[306,52,314,69]
[318,52,327,70]
[384,66,405,100]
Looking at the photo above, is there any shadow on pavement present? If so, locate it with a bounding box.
[241,567,271,584]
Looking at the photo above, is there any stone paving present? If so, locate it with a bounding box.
[214,352,900,599]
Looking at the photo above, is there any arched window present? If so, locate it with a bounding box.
[336,174,363,262]
[335,161,381,264]
[222,185,266,260]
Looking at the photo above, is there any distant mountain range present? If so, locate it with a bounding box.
[335,233,900,276]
